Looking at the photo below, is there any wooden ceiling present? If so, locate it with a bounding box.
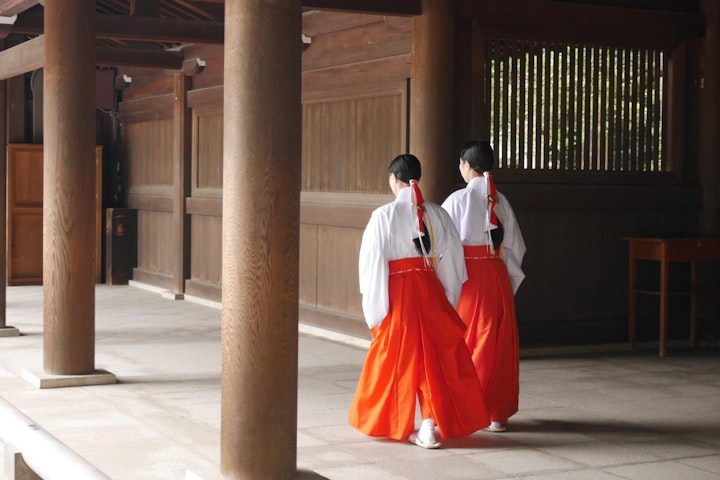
[0,0,420,77]
[0,0,696,80]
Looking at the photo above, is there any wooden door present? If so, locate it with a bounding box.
[7,144,102,285]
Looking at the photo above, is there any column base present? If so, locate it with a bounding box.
[186,468,326,480]
[21,368,117,389]
[0,326,20,337]
[3,445,42,480]
[161,291,184,300]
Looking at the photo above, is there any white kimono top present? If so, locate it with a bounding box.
[358,186,468,329]
[441,176,526,294]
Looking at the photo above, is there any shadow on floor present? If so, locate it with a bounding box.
[295,469,330,479]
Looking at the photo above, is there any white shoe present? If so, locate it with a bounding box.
[484,421,507,433]
[409,432,441,449]
[409,418,441,448]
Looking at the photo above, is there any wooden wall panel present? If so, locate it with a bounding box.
[119,95,174,124]
[186,102,223,297]
[302,12,383,37]
[300,192,391,227]
[190,213,222,285]
[125,119,174,186]
[6,144,103,285]
[136,209,173,275]
[9,213,42,285]
[299,223,318,306]
[302,88,406,193]
[119,69,175,101]
[302,16,411,71]
[194,111,223,190]
[299,193,388,318]
[302,56,410,97]
[316,225,363,316]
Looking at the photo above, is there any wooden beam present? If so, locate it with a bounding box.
[0,33,41,81]
[0,35,190,80]
[99,14,223,43]
[302,0,420,16]
[12,12,224,44]
[0,0,39,17]
[96,46,184,69]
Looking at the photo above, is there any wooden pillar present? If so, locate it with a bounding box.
[699,0,720,235]
[0,69,6,328]
[409,0,456,203]
[221,0,301,478]
[43,1,97,375]
[172,73,191,296]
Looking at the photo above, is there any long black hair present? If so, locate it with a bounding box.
[388,153,422,183]
[459,140,494,174]
[388,154,431,256]
[460,141,504,248]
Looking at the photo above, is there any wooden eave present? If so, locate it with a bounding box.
[457,0,704,48]
[10,10,224,44]
[301,0,421,16]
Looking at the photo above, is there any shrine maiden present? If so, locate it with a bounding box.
[442,140,526,432]
[348,153,489,449]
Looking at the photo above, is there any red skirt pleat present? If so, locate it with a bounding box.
[457,246,519,423]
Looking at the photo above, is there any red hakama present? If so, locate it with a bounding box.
[457,245,519,424]
[348,257,489,440]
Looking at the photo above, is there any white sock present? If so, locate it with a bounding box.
[419,418,436,443]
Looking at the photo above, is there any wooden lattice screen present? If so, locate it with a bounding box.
[486,38,666,172]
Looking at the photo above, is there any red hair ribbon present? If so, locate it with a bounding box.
[484,171,498,230]
[409,179,426,235]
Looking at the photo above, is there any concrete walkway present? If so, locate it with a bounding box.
[0,285,719,480]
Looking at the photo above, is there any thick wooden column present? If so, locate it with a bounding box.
[409,0,456,203]
[43,1,97,375]
[2,39,20,337]
[221,0,301,478]
[699,0,720,235]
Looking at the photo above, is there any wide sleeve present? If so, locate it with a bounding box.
[358,210,390,329]
[498,194,526,294]
[440,194,463,235]
[430,205,467,307]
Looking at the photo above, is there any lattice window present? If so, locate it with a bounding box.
[487,38,666,172]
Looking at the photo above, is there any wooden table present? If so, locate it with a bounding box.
[624,237,720,357]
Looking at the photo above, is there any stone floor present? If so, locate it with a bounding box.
[0,284,719,480]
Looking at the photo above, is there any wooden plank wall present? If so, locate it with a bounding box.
[117,12,410,321]
[186,91,222,300]
[298,12,411,328]
[119,74,175,289]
